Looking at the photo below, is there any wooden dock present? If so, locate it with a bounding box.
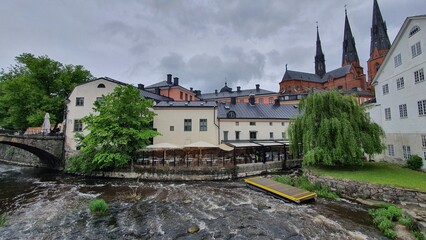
[244,177,316,203]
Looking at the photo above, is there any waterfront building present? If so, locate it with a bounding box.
[367,15,426,168]
[65,77,170,152]
[144,74,199,102]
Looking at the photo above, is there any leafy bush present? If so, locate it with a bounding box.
[0,215,6,227]
[406,155,423,170]
[383,228,396,239]
[89,199,109,216]
[399,215,413,228]
[413,231,425,240]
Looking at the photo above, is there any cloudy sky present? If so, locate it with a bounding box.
[1,0,424,93]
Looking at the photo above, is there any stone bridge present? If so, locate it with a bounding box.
[0,134,64,169]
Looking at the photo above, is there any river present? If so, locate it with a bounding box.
[0,162,385,239]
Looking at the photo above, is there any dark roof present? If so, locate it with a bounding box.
[281,65,352,83]
[220,82,232,93]
[199,88,276,100]
[370,0,391,54]
[217,102,299,120]
[78,77,172,102]
[154,101,217,108]
[342,10,360,65]
[342,88,374,97]
[145,80,169,89]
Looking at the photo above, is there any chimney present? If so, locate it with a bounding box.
[167,74,172,84]
[237,86,241,92]
[274,98,280,106]
[173,77,179,86]
[230,97,236,104]
[249,94,255,105]
[190,87,193,91]
[215,89,218,94]
[155,87,160,95]
[137,84,144,90]
[256,84,260,91]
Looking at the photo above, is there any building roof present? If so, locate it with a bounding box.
[154,101,217,108]
[145,80,169,89]
[75,77,172,102]
[370,0,391,55]
[342,9,360,65]
[342,88,374,97]
[217,102,299,120]
[199,87,276,100]
[282,65,351,83]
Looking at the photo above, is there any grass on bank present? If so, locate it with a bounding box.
[88,199,109,216]
[0,214,6,227]
[309,162,426,192]
[274,175,339,200]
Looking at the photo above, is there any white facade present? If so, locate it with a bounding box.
[368,16,426,168]
[219,120,290,142]
[153,104,219,146]
[65,78,121,152]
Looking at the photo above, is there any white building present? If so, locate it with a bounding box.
[65,77,170,153]
[368,15,426,168]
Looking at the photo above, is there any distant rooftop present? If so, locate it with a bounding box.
[198,83,277,100]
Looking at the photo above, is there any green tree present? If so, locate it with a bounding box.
[0,53,92,131]
[288,91,384,166]
[68,85,158,173]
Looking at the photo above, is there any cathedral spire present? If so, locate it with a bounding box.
[315,23,326,78]
[342,8,360,67]
[370,0,390,55]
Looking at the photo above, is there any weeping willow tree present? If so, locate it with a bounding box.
[288,90,384,166]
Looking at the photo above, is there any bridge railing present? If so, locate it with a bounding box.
[0,128,64,137]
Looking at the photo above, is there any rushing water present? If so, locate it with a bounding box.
[0,162,385,239]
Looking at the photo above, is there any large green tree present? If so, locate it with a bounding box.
[68,85,159,173]
[288,90,384,166]
[0,53,92,131]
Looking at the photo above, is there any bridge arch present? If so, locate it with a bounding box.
[0,134,64,169]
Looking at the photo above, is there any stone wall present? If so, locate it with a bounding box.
[304,171,426,207]
[0,144,47,168]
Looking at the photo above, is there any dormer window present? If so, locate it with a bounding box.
[227,111,236,118]
[409,25,420,37]
[97,83,106,88]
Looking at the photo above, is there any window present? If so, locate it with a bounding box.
[396,77,405,89]
[414,68,424,84]
[259,98,264,104]
[235,122,239,126]
[269,132,274,139]
[235,131,240,140]
[249,122,256,126]
[223,131,229,141]
[180,92,183,99]
[76,97,84,106]
[382,84,389,95]
[282,132,287,139]
[97,83,105,88]
[418,99,426,116]
[249,131,257,140]
[185,93,188,101]
[190,96,193,101]
[239,99,244,103]
[409,25,420,37]
[399,104,408,118]
[422,135,426,148]
[199,119,207,131]
[73,119,83,132]
[281,122,285,126]
[387,144,395,156]
[385,108,391,120]
[227,111,236,118]
[170,126,174,131]
[269,122,273,126]
[184,119,192,131]
[403,145,411,160]
[269,97,274,104]
[411,42,422,58]
[424,152,426,161]
[394,54,402,67]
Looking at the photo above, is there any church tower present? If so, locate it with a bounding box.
[315,25,326,78]
[342,8,364,77]
[367,0,391,86]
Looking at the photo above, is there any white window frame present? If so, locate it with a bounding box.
[422,135,426,148]
[414,68,425,84]
[394,54,402,67]
[411,42,422,58]
[399,104,408,118]
[387,144,395,156]
[396,77,405,90]
[418,99,426,116]
[76,97,84,106]
[385,108,391,120]
[382,84,389,95]
[403,145,411,160]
